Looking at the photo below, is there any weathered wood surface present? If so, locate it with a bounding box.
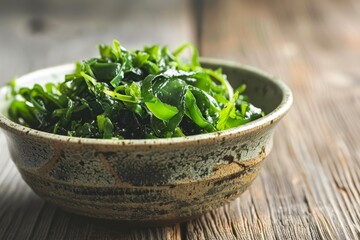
[0,0,359,239]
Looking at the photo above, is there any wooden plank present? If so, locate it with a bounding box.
[187,0,360,239]
[2,0,360,239]
[0,0,194,239]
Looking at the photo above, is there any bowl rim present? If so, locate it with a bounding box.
[0,58,293,148]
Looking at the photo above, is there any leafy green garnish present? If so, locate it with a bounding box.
[7,41,264,139]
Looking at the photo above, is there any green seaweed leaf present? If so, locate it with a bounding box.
[7,41,264,139]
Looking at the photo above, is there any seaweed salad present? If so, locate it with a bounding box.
[8,41,263,139]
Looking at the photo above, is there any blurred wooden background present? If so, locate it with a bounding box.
[0,0,359,239]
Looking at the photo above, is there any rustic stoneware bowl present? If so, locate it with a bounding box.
[0,59,292,224]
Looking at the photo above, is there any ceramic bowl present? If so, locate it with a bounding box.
[0,59,292,224]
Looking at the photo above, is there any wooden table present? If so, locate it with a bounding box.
[0,0,359,239]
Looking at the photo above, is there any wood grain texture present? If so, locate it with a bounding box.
[185,0,360,239]
[0,0,359,239]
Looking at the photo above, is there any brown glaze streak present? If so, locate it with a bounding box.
[97,153,123,186]
[19,152,265,223]
[36,145,62,175]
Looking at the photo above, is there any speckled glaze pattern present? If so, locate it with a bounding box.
[0,59,292,223]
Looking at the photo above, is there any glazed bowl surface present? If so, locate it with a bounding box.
[0,59,292,223]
